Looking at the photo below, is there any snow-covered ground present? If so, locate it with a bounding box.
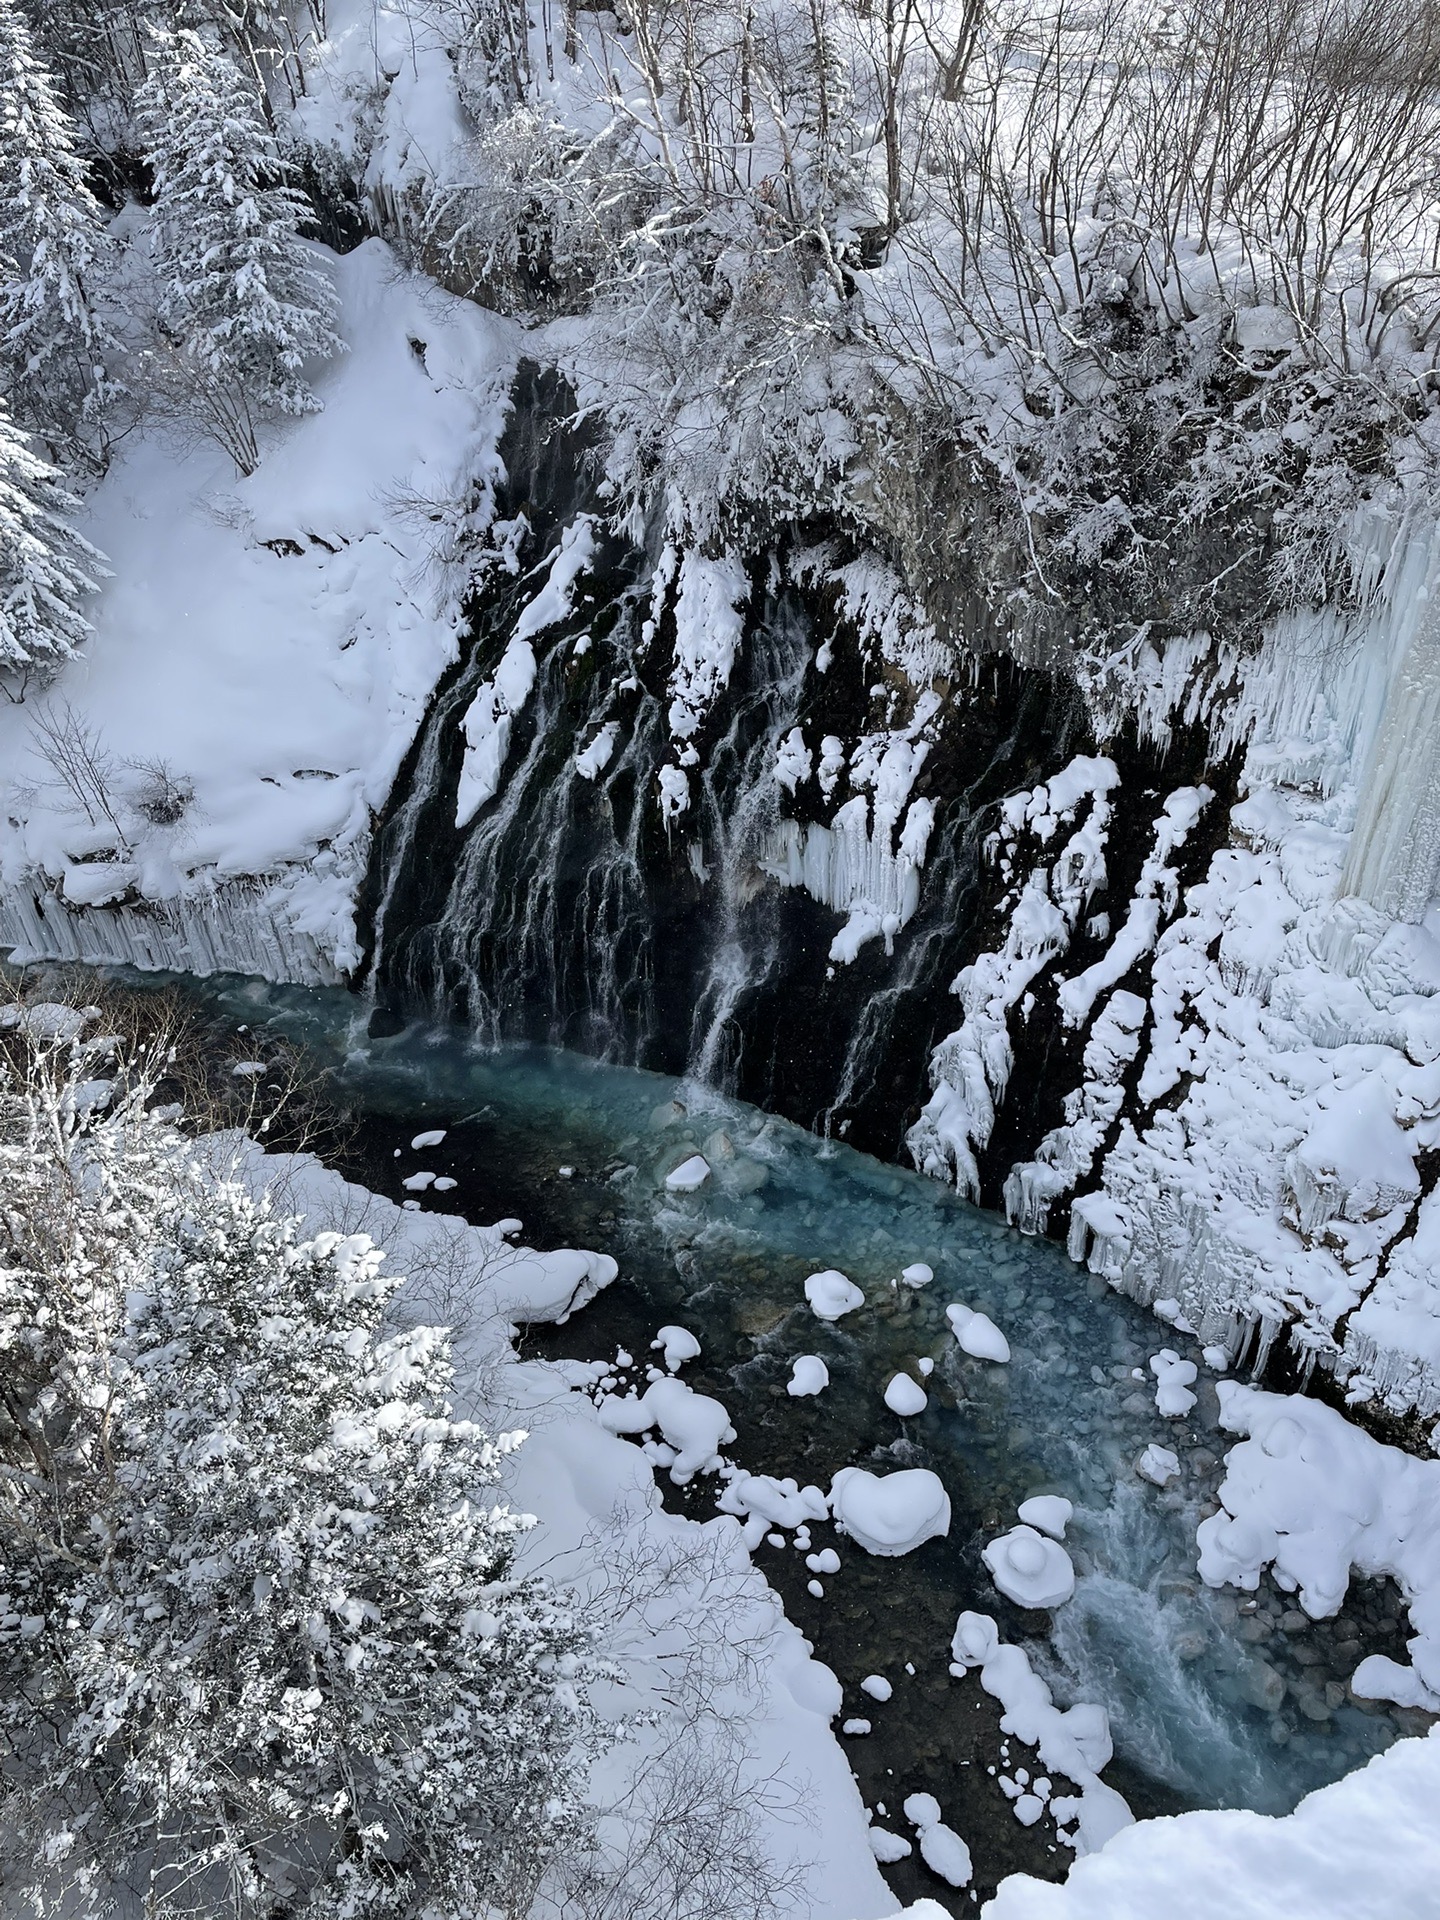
[0,235,516,978]
[244,1144,899,1920]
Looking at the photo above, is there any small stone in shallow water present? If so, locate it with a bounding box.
[665,1154,711,1192]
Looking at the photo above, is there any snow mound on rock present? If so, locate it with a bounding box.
[806,1268,865,1320]
[884,1372,928,1416]
[787,1355,830,1396]
[983,1525,1077,1609]
[946,1301,1011,1361]
[830,1466,950,1556]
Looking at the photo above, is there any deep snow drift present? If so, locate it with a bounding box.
[0,236,516,979]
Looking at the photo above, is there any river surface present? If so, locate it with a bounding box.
[96,968,1431,1907]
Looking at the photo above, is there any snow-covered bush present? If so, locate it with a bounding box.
[136,26,342,474]
[0,399,106,678]
[0,0,117,459]
[0,1023,604,1920]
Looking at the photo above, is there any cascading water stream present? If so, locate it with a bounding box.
[686,599,813,1087]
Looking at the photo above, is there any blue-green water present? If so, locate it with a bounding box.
[106,971,1431,1847]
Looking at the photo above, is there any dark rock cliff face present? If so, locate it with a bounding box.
[356,364,1243,1204]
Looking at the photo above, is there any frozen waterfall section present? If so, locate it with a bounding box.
[0,869,349,986]
[917,512,1440,1420]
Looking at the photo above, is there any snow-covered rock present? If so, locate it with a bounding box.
[1150,1349,1198,1417]
[664,1154,711,1192]
[1017,1495,1073,1539]
[787,1354,831,1396]
[945,1301,1011,1361]
[983,1526,1077,1610]
[830,1467,951,1557]
[651,1325,701,1370]
[884,1372,928,1416]
[1137,1444,1181,1486]
[806,1269,865,1320]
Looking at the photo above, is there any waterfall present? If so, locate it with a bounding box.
[685,601,813,1087]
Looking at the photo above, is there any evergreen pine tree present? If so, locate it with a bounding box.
[0,396,105,674]
[0,1021,603,1920]
[137,26,342,473]
[0,0,114,456]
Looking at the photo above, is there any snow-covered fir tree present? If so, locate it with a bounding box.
[0,1021,604,1920]
[0,396,105,676]
[0,0,114,458]
[137,26,342,474]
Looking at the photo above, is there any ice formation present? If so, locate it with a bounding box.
[455,636,538,830]
[829,1467,951,1556]
[805,1269,865,1320]
[861,1674,893,1701]
[908,757,1120,1198]
[983,1526,1077,1610]
[900,1262,934,1287]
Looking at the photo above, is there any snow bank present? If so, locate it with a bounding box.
[231,1139,895,1920]
[0,238,517,980]
[978,1730,1440,1920]
[1196,1383,1440,1707]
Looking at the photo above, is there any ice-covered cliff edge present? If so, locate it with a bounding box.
[917,514,1440,1421]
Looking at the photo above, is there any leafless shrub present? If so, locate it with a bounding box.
[125,756,195,827]
[27,702,131,851]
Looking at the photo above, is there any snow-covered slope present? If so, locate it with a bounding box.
[240,1144,897,1920]
[0,236,516,979]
